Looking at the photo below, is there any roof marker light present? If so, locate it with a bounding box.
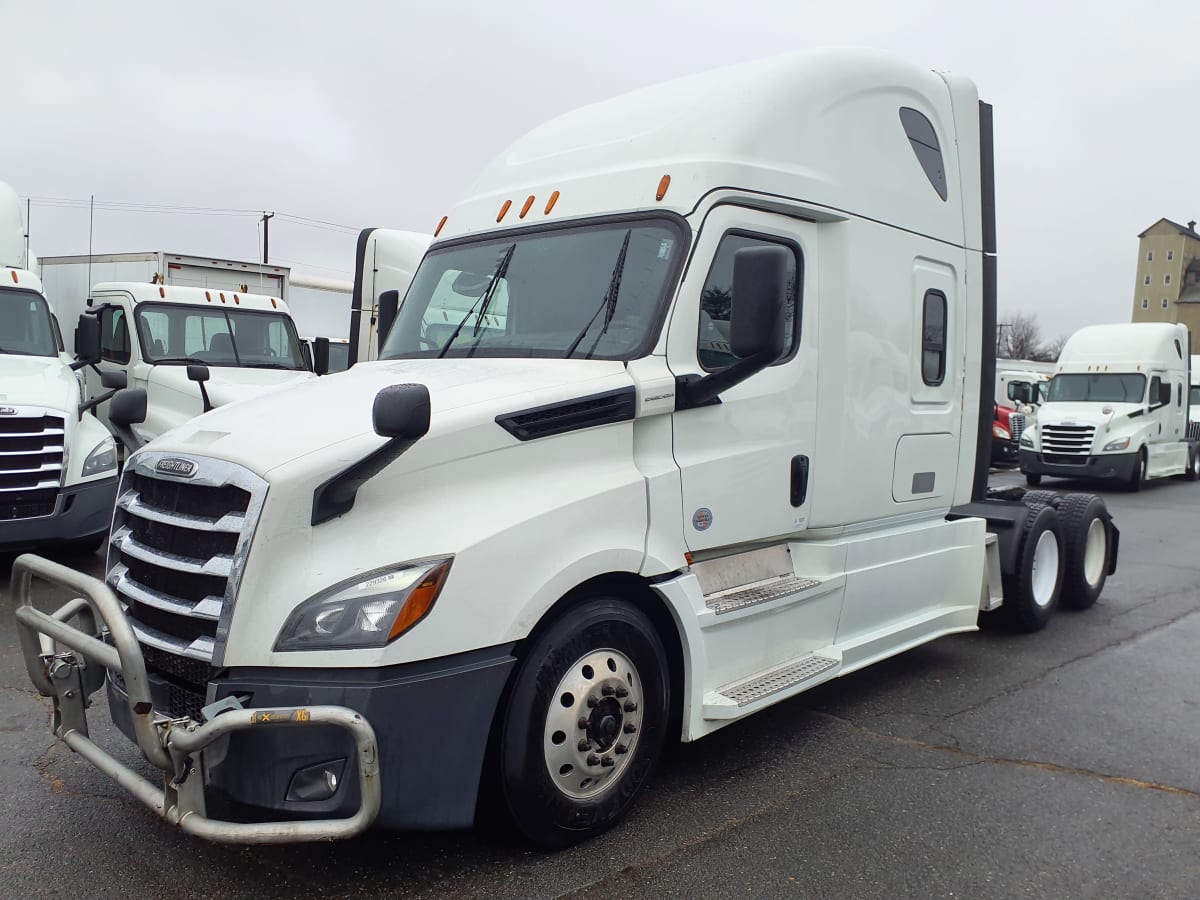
[544,191,560,215]
[10,270,17,283]
[520,195,536,218]
[219,293,226,304]
[205,291,211,301]
[159,287,166,298]
[435,215,448,237]
[497,200,512,223]
[234,294,241,304]
[656,174,671,201]
[270,298,277,308]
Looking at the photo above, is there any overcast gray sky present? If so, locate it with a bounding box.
[3,0,1197,341]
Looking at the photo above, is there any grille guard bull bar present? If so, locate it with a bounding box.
[12,553,382,843]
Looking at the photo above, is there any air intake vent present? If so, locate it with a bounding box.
[496,387,636,441]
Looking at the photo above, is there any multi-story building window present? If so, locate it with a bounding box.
[1162,298,1170,309]
[1147,250,1154,261]
[1165,274,1172,285]
[1168,250,1174,260]
[1144,274,1151,285]
[1142,298,1149,309]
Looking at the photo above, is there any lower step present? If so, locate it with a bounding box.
[704,653,840,719]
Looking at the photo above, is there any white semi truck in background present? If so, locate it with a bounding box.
[16,51,1120,849]
[348,229,430,365]
[0,182,120,552]
[1020,323,1199,487]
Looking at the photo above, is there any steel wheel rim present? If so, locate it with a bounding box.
[543,648,643,800]
[1030,529,1060,607]
[1082,517,1107,587]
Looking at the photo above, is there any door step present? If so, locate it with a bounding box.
[704,574,822,615]
[703,653,839,719]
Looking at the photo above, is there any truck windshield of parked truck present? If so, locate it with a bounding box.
[381,219,684,361]
[135,303,306,369]
[1047,372,1146,403]
[0,287,58,357]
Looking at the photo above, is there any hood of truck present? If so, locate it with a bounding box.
[141,358,631,475]
[0,354,78,413]
[147,364,317,408]
[1037,401,1142,429]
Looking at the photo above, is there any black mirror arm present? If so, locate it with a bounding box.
[197,381,213,413]
[675,351,776,411]
[77,388,119,421]
[111,422,144,454]
[311,436,420,525]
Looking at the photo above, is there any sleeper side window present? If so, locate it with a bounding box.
[697,233,801,371]
[100,306,131,364]
[921,290,947,386]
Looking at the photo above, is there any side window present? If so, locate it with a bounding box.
[1149,376,1161,404]
[899,107,948,201]
[1177,383,1183,408]
[139,310,170,358]
[921,290,947,386]
[697,233,800,371]
[100,306,131,364]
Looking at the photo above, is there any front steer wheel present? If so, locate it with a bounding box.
[493,597,670,849]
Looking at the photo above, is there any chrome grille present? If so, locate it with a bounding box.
[1008,412,1026,442]
[0,406,64,522]
[107,454,267,681]
[1040,423,1095,456]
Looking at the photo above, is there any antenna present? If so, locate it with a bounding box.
[86,195,94,307]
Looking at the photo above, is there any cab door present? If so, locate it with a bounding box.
[666,207,818,552]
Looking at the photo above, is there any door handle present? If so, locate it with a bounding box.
[790,455,809,507]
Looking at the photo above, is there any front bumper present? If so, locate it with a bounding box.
[991,437,1020,464]
[0,476,117,549]
[108,645,517,830]
[1018,449,1140,482]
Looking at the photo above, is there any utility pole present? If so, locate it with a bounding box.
[261,211,275,264]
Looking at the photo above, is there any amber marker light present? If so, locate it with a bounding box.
[544,190,560,214]
[159,287,166,298]
[520,195,536,218]
[435,215,448,237]
[388,559,453,640]
[656,174,671,201]
[497,199,512,222]
[10,270,18,283]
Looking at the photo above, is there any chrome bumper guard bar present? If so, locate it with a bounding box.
[12,554,382,844]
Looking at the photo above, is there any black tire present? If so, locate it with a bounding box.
[1025,472,1042,487]
[494,597,669,849]
[1126,449,1147,492]
[1057,494,1111,610]
[1001,504,1065,632]
[1021,489,1060,508]
[1186,448,1200,482]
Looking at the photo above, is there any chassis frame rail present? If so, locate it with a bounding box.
[12,553,382,843]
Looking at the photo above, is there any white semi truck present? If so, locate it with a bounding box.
[347,229,430,366]
[1189,355,1200,442]
[16,50,1120,849]
[1020,323,1199,487]
[0,182,121,552]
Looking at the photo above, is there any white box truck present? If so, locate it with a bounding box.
[1020,323,1199,487]
[0,182,122,552]
[15,50,1120,848]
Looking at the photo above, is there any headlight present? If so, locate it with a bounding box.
[81,437,117,477]
[1103,437,1131,451]
[1019,432,1034,447]
[275,557,452,651]
[992,425,1011,440]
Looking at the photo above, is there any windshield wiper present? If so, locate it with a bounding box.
[436,243,517,359]
[564,229,631,359]
[152,356,211,366]
[241,362,296,370]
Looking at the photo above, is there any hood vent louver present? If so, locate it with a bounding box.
[497,387,636,441]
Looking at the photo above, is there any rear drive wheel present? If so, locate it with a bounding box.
[1057,494,1111,610]
[1002,504,1065,632]
[1025,472,1043,487]
[1186,448,1200,482]
[495,597,669,849]
[1021,489,1059,508]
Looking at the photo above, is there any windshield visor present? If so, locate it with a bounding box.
[0,287,58,357]
[1048,373,1147,403]
[135,303,306,369]
[381,218,685,361]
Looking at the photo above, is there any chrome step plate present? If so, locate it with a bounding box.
[719,654,839,707]
[705,575,821,615]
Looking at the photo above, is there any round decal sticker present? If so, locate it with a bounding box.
[692,507,713,531]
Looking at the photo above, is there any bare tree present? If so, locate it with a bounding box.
[996,312,1043,359]
[1037,334,1067,362]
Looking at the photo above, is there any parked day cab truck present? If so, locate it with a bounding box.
[1020,323,1199,488]
[0,182,120,552]
[15,51,1120,849]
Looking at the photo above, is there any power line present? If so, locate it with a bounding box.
[22,196,360,232]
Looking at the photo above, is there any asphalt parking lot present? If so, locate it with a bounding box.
[2,468,1197,899]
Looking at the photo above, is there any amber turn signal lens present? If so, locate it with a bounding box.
[544,190,560,214]
[497,199,512,222]
[435,215,448,237]
[388,559,453,640]
[656,174,671,201]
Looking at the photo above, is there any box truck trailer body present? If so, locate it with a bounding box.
[14,50,1119,848]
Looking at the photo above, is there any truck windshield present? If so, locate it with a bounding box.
[1191,385,1200,406]
[380,218,685,361]
[1047,373,1147,403]
[135,303,306,370]
[0,287,58,358]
